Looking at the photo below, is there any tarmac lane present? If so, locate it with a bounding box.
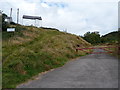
[17,49,118,88]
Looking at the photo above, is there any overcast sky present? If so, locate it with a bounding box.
[0,0,119,36]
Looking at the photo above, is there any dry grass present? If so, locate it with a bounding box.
[2,25,92,88]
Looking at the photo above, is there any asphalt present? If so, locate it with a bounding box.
[17,49,118,88]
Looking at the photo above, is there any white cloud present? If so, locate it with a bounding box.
[42,0,118,3]
[0,0,118,35]
[41,3,50,8]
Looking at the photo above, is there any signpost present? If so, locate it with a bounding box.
[7,28,15,32]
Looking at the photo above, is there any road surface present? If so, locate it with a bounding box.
[17,49,118,88]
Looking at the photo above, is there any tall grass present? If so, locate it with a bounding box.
[2,25,91,88]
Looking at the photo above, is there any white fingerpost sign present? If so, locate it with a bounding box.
[7,28,15,32]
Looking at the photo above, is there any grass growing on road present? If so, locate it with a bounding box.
[2,25,91,88]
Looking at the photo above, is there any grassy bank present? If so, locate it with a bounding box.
[2,25,91,88]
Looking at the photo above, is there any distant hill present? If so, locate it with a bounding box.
[2,25,91,88]
[101,31,119,43]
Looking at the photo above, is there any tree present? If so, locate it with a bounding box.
[83,31,101,44]
[2,13,9,31]
[100,36,107,43]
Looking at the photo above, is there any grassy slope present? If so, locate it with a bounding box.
[101,31,119,43]
[2,25,91,88]
[101,30,120,58]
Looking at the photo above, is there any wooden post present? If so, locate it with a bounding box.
[76,49,78,53]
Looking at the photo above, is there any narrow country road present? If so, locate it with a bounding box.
[17,49,118,88]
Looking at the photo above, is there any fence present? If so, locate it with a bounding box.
[76,46,120,54]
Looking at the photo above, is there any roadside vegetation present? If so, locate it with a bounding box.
[100,31,119,58]
[81,31,120,58]
[2,13,92,88]
[2,12,119,88]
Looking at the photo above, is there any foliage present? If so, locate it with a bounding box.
[101,31,119,43]
[82,31,119,45]
[1,13,17,31]
[10,22,16,25]
[82,31,101,45]
[2,13,9,31]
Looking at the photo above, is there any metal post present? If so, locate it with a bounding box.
[17,8,19,24]
[10,8,12,17]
